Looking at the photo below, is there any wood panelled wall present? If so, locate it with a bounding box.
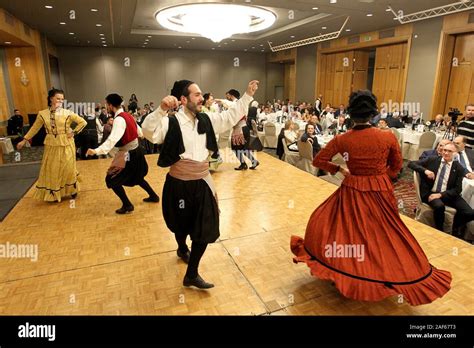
[315,24,413,107]
[372,43,408,106]
[0,55,11,123]
[431,11,474,117]
[444,33,474,114]
[284,63,296,102]
[0,10,49,124]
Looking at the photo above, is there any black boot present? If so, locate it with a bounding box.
[143,195,160,203]
[249,160,260,170]
[183,275,214,289]
[115,205,134,214]
[177,249,191,263]
[234,163,248,171]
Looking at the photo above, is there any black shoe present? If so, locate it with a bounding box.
[183,275,214,289]
[115,205,134,214]
[143,195,160,203]
[177,249,190,263]
[71,193,77,199]
[249,161,260,170]
[234,163,248,171]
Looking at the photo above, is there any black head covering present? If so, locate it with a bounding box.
[347,90,378,121]
[171,80,194,100]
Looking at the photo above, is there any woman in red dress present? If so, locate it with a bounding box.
[291,90,451,306]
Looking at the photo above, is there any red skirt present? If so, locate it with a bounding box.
[290,174,451,306]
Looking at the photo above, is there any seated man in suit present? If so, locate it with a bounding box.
[419,138,452,160]
[408,143,474,238]
[453,136,474,175]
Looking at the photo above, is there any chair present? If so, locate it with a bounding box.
[413,172,456,233]
[264,122,277,148]
[389,128,402,149]
[282,138,300,165]
[415,132,436,160]
[252,120,266,147]
[296,140,318,175]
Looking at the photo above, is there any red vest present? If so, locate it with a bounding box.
[115,112,138,147]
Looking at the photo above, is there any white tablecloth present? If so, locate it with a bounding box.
[398,129,443,160]
[0,138,14,154]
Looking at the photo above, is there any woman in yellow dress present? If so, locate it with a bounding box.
[16,88,87,202]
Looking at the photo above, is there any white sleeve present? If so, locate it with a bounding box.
[207,93,253,134]
[141,107,169,144]
[93,117,126,155]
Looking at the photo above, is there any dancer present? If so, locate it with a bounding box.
[291,90,451,306]
[16,88,87,202]
[86,94,159,214]
[142,80,258,289]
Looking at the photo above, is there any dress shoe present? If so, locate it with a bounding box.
[249,161,260,170]
[143,195,160,203]
[115,205,134,214]
[177,249,190,263]
[234,163,248,171]
[183,275,214,289]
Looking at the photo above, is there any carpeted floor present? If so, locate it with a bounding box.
[0,162,41,221]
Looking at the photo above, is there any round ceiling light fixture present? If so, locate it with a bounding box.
[156,3,276,43]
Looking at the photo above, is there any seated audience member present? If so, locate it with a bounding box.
[330,115,348,133]
[334,104,346,117]
[377,119,390,130]
[453,136,474,177]
[308,115,323,134]
[419,139,452,160]
[387,112,405,129]
[408,143,474,238]
[433,114,445,129]
[301,124,321,157]
[283,120,299,152]
[7,109,24,135]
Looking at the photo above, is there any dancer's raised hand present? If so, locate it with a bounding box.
[160,96,179,112]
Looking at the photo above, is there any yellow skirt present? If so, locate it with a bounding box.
[33,144,80,202]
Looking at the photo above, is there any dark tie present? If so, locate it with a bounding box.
[436,162,447,193]
[459,152,467,169]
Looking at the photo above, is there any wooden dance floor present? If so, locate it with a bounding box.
[0,152,472,315]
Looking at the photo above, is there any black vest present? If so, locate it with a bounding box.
[157,112,219,168]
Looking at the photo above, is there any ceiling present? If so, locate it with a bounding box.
[0,0,463,52]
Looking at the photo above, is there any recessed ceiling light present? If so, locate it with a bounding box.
[330,0,337,3]
[99,33,104,36]
[59,22,66,25]
[290,35,295,38]
[244,49,247,51]
[322,26,327,29]
[147,35,152,38]
[96,24,102,27]
[224,42,228,45]
[91,8,98,12]
[312,7,318,10]
[261,49,264,52]
[145,39,149,41]
[103,44,107,47]
[69,32,75,35]
[367,13,373,17]
[5,41,11,44]
[186,40,190,43]
[251,46,255,49]
[45,5,53,9]
[211,47,215,50]
[345,29,351,32]
[260,44,263,46]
